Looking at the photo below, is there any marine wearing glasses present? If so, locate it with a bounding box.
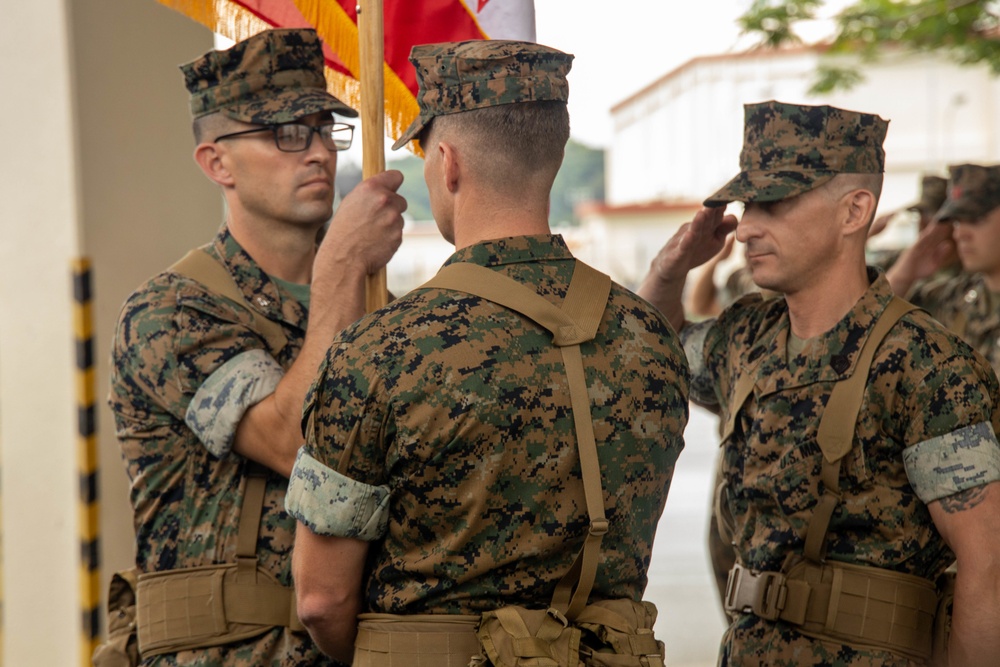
[215,121,354,152]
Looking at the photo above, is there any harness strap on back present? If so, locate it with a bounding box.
[421,260,612,621]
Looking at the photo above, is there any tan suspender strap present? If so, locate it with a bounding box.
[815,297,916,463]
[421,261,612,620]
[169,248,288,355]
[803,297,916,563]
[721,370,756,445]
[235,462,269,582]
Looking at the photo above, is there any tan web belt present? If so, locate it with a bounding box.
[136,463,303,656]
[353,613,483,667]
[724,560,938,661]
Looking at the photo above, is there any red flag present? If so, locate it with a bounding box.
[154,0,535,146]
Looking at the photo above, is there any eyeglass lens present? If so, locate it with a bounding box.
[275,123,353,152]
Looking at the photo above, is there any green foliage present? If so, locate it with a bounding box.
[344,138,606,225]
[739,0,1000,92]
[550,140,605,227]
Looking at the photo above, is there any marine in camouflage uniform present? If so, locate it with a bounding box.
[866,174,950,273]
[108,28,406,666]
[894,164,1000,374]
[638,101,1000,666]
[285,40,690,663]
[702,174,951,612]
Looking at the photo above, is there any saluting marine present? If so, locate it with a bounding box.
[890,163,1000,374]
[639,101,1000,667]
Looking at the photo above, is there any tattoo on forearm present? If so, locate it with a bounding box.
[938,487,989,514]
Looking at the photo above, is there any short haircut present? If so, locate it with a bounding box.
[824,173,884,224]
[420,100,570,193]
[192,112,235,144]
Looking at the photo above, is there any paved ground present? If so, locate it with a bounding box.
[645,406,726,667]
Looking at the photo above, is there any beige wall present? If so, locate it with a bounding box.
[1,0,220,662]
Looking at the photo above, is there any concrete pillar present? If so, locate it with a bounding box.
[0,0,220,663]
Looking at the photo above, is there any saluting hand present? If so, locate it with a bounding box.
[650,207,740,284]
[638,206,738,331]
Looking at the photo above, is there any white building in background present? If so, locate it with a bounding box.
[577,45,1000,288]
[608,45,1000,209]
[391,46,1000,294]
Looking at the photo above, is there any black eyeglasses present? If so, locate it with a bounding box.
[214,122,354,152]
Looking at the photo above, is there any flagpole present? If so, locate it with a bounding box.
[358,0,388,312]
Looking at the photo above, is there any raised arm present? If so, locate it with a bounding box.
[638,206,739,331]
[885,222,956,297]
[234,170,407,476]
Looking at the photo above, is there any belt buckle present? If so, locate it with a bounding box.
[724,564,787,622]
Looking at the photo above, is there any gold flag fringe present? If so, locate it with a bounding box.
[155,0,365,145]
[293,0,421,153]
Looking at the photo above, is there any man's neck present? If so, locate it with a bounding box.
[452,193,552,250]
[226,216,320,284]
[784,263,870,339]
[982,270,1000,293]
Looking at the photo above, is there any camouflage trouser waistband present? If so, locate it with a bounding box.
[724,560,939,662]
[354,613,483,667]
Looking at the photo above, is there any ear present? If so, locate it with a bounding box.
[842,189,877,236]
[193,142,235,188]
[439,141,461,194]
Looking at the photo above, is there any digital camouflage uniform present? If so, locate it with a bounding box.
[286,235,690,614]
[685,274,1000,667]
[111,228,330,666]
[706,175,950,607]
[907,164,1000,374]
[691,102,1000,666]
[108,28,356,667]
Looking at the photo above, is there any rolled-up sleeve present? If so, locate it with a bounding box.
[184,349,283,458]
[903,421,1000,504]
[285,449,390,540]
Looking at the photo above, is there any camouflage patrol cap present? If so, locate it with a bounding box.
[935,163,1000,222]
[906,175,948,216]
[704,100,889,207]
[180,28,356,124]
[391,40,573,151]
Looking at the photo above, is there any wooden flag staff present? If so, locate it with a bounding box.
[358,0,389,312]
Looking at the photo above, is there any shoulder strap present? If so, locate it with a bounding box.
[169,249,283,574]
[803,297,917,563]
[421,261,612,620]
[169,249,288,355]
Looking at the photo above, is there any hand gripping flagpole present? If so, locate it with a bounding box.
[357,0,389,312]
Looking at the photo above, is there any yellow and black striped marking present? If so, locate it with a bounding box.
[73,258,101,665]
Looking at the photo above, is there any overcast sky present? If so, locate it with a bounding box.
[534,0,748,147]
[361,0,845,164]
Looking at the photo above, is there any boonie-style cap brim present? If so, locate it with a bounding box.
[221,88,357,124]
[703,170,838,207]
